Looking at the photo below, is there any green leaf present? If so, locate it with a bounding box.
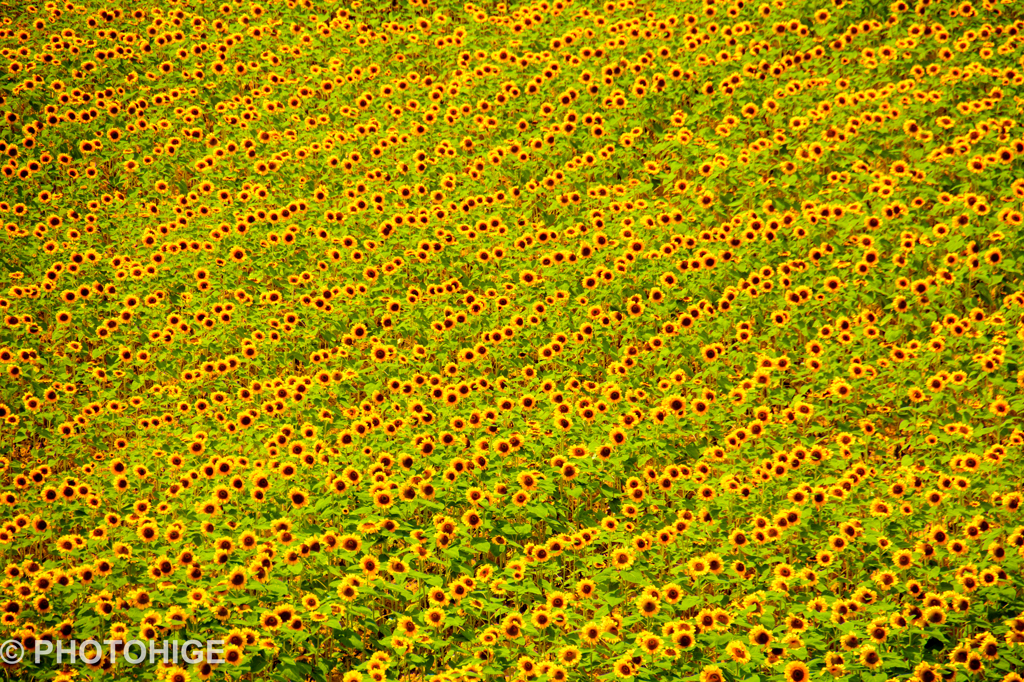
[247,653,270,674]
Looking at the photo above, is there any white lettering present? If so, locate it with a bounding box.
[55,639,76,664]
[123,640,147,665]
[181,640,203,665]
[78,640,102,665]
[33,640,53,664]
[102,640,121,666]
[149,639,171,664]
[207,640,225,665]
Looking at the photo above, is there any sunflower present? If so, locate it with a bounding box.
[613,658,634,679]
[287,487,310,508]
[424,607,445,628]
[661,583,682,604]
[519,270,540,285]
[700,665,724,682]
[687,556,709,578]
[580,621,603,645]
[750,625,773,647]
[557,645,581,667]
[726,640,751,663]
[784,661,810,682]
[336,582,358,601]
[922,606,947,625]
[859,646,882,670]
[892,549,913,570]
[636,595,660,618]
[611,549,634,569]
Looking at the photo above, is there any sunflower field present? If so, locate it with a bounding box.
[1,0,1024,680]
